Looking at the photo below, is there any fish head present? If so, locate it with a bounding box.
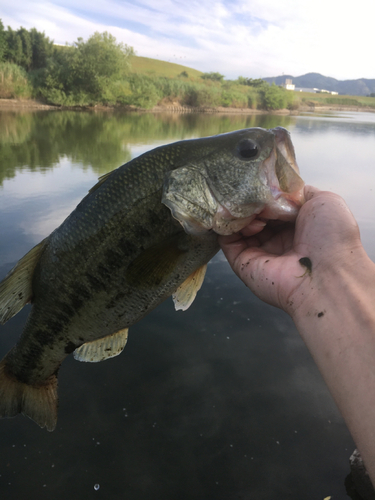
[162,127,305,236]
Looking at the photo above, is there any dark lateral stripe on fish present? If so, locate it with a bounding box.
[105,291,127,311]
[0,127,304,430]
[73,283,92,301]
[103,248,124,271]
[58,302,76,320]
[96,263,111,280]
[68,292,84,311]
[6,342,45,382]
[132,224,151,240]
[85,273,107,293]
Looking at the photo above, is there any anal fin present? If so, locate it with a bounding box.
[172,264,207,311]
[73,328,129,363]
[0,238,47,325]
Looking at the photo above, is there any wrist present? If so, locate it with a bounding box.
[288,246,375,327]
[286,247,375,484]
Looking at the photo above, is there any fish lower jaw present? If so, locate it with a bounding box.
[212,214,258,235]
[211,204,259,235]
[258,191,304,221]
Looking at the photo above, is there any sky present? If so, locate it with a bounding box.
[0,0,372,81]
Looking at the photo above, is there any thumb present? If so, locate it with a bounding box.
[303,185,321,202]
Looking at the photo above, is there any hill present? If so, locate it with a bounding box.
[262,72,375,96]
[130,56,203,79]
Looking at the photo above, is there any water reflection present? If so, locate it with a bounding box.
[0,109,374,499]
[0,111,296,184]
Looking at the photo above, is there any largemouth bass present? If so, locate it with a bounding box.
[0,127,304,431]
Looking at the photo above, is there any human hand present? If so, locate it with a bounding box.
[219,185,363,314]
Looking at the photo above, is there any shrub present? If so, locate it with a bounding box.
[200,72,224,82]
[0,61,32,98]
[183,85,221,107]
[220,89,247,108]
[260,83,288,110]
[125,75,162,108]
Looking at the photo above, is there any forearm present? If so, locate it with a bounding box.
[291,249,375,485]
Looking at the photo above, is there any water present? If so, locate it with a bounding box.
[0,109,374,499]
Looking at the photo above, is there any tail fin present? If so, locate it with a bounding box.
[0,358,58,431]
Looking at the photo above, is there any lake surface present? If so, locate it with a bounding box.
[0,109,374,499]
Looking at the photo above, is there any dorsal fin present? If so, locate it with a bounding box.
[0,239,47,325]
[172,264,207,311]
[73,328,129,363]
[88,170,114,194]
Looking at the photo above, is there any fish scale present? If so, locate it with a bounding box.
[0,127,304,430]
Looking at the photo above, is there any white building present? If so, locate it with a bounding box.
[284,79,339,95]
[282,79,295,90]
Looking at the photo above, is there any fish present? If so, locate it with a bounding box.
[0,126,304,431]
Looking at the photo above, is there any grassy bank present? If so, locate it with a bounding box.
[130,56,203,79]
[1,22,374,112]
[291,91,375,110]
[1,46,374,112]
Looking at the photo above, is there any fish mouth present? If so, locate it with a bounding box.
[259,126,305,221]
[162,127,305,237]
[212,127,305,234]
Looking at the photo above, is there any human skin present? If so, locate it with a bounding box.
[219,185,375,486]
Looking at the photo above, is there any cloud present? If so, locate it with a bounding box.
[0,0,373,80]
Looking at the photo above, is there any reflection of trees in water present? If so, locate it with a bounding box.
[0,110,295,186]
[294,114,375,136]
[0,111,133,185]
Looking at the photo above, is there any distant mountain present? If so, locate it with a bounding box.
[262,72,375,96]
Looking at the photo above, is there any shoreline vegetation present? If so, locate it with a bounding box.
[0,23,374,114]
[1,98,374,115]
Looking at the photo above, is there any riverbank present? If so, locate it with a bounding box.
[0,98,374,114]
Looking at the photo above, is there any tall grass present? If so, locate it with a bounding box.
[4,56,373,112]
[0,62,33,99]
[299,92,375,109]
[118,75,276,110]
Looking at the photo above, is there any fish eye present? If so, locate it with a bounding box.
[236,139,259,160]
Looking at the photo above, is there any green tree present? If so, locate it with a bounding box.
[39,32,134,104]
[0,20,6,62]
[29,28,54,70]
[260,83,287,110]
[17,27,32,70]
[68,32,134,98]
[0,21,53,70]
[237,76,266,88]
[4,27,23,66]
[200,71,224,82]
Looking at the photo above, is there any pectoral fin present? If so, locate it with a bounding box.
[73,328,129,363]
[0,239,47,325]
[172,264,207,311]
